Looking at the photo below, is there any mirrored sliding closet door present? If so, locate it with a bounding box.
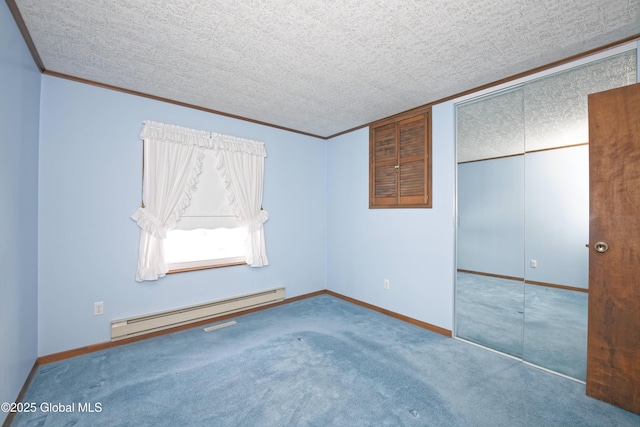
[455,48,638,381]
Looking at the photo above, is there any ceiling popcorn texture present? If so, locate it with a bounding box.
[12,0,640,138]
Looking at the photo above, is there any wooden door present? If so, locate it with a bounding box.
[587,82,640,414]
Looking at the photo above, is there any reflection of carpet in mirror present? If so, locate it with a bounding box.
[456,272,587,381]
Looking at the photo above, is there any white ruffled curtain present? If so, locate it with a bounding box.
[131,121,268,281]
[216,146,269,267]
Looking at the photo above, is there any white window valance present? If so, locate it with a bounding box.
[131,120,269,282]
[138,120,267,155]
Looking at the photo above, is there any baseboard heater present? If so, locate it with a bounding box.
[111,287,285,340]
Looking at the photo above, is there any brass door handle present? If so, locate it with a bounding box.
[593,242,609,253]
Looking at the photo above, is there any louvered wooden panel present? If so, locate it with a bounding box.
[369,107,431,208]
[398,114,429,205]
[400,160,425,197]
[399,116,425,160]
[374,164,398,203]
[373,123,397,163]
[371,122,398,206]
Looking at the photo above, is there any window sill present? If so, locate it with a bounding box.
[167,257,247,274]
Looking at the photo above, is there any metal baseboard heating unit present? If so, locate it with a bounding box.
[111,287,285,340]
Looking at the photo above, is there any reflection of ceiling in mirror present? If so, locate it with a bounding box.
[524,50,637,152]
[457,88,524,163]
[457,50,637,163]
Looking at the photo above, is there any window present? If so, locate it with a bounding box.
[369,106,432,208]
[164,227,248,272]
[164,149,248,272]
[131,121,269,282]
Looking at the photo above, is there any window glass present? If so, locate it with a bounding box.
[165,227,248,270]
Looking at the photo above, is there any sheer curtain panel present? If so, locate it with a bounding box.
[215,142,269,267]
[131,121,269,281]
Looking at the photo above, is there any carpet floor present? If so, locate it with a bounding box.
[11,295,638,426]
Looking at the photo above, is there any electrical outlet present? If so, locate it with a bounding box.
[530,260,537,268]
[383,279,390,290]
[94,301,104,316]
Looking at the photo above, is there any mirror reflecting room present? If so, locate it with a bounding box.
[455,49,638,382]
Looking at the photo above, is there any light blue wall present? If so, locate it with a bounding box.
[0,2,41,422]
[326,102,456,330]
[38,76,327,356]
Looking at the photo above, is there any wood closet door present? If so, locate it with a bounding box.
[587,82,640,415]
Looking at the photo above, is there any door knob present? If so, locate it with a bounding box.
[594,241,609,253]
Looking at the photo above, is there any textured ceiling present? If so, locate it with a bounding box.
[11,0,640,138]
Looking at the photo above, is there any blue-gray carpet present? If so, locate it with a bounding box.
[11,295,638,426]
